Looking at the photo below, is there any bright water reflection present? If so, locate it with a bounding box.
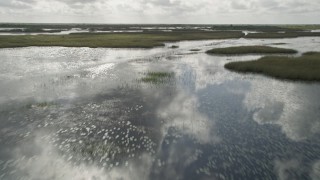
[0,37,320,180]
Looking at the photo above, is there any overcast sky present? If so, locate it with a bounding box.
[0,0,319,24]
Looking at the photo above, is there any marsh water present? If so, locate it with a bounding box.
[0,37,320,180]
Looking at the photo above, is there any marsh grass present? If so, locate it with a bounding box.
[25,102,55,109]
[170,45,179,48]
[224,52,320,81]
[278,25,320,31]
[140,72,174,84]
[302,51,320,56]
[245,32,320,39]
[190,49,201,51]
[270,43,287,45]
[0,31,245,49]
[206,46,297,55]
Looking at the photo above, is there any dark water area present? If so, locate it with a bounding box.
[0,37,320,180]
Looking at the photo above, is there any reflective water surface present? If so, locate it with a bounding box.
[1,37,320,180]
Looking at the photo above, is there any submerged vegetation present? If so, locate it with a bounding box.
[0,31,245,48]
[24,101,56,110]
[140,72,174,84]
[170,45,179,49]
[206,46,297,55]
[225,52,320,81]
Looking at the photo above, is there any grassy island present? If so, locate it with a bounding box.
[245,32,320,39]
[0,31,244,49]
[206,46,297,55]
[224,52,320,81]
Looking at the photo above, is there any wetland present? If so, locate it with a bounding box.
[0,24,320,180]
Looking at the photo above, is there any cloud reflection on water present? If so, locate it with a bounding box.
[244,80,320,141]
[1,37,320,179]
[158,90,219,144]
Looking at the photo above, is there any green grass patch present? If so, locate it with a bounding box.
[224,52,320,82]
[245,32,320,39]
[206,46,297,55]
[25,101,55,109]
[278,25,320,31]
[210,25,298,32]
[270,43,287,45]
[170,45,179,48]
[0,31,245,49]
[190,49,201,51]
[140,72,174,84]
[303,51,320,56]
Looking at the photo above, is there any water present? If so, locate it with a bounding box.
[0,26,218,35]
[0,37,320,180]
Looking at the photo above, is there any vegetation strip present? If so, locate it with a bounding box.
[245,32,320,39]
[140,72,174,84]
[224,52,320,81]
[190,49,201,51]
[278,25,320,31]
[0,31,244,49]
[206,46,297,55]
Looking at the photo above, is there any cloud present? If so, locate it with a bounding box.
[0,0,35,9]
[0,0,319,23]
[57,0,99,4]
[231,1,249,10]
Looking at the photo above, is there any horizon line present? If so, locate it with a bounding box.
[0,22,319,25]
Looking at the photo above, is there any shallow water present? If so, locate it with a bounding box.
[0,26,226,35]
[0,37,320,180]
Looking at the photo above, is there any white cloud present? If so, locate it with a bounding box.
[0,0,319,23]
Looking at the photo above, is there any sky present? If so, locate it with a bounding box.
[0,0,319,24]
